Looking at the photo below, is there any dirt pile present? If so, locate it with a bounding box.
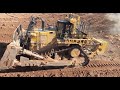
[78,13,114,34]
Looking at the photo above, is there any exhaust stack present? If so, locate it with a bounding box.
[40,18,45,31]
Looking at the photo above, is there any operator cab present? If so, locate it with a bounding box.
[56,20,73,38]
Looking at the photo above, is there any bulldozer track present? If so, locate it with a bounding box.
[0,61,120,76]
[80,60,120,70]
[0,60,120,73]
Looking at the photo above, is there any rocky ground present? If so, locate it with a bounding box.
[1,68,120,77]
[0,13,120,77]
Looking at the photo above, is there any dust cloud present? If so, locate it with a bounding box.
[106,13,120,34]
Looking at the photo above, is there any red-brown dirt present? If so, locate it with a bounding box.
[0,13,120,77]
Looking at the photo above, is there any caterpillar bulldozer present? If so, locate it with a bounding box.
[0,14,108,69]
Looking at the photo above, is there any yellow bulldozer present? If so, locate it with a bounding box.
[0,14,108,69]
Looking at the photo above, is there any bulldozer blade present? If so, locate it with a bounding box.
[0,42,22,68]
[0,41,45,69]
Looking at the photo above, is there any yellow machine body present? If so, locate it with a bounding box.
[29,14,108,57]
[30,28,56,51]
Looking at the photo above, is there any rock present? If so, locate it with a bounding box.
[2,24,5,26]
